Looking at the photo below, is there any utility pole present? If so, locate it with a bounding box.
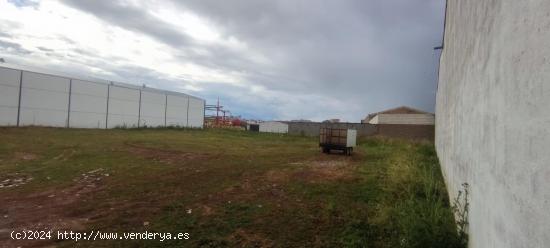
[205,98,234,128]
[216,97,220,126]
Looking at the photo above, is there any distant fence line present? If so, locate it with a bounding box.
[0,65,205,129]
[287,122,434,141]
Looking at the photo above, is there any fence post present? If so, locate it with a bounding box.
[16,70,23,127]
[164,94,167,127]
[138,89,142,128]
[105,83,110,129]
[67,79,72,128]
[186,97,190,127]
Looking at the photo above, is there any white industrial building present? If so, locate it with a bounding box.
[363,106,434,125]
[0,63,204,128]
[259,121,288,134]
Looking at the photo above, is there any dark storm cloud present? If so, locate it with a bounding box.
[4,0,445,121]
[0,31,11,38]
[169,0,445,116]
[0,40,32,54]
[37,46,54,52]
[61,0,194,47]
[56,36,77,45]
[59,0,262,82]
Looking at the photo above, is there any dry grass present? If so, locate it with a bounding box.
[0,127,462,247]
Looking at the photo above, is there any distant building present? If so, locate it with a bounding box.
[259,121,288,134]
[248,123,259,132]
[322,119,340,123]
[363,106,434,125]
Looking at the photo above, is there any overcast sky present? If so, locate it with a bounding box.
[0,0,445,121]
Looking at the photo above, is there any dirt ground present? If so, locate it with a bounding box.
[0,166,109,247]
[0,128,460,247]
[0,138,357,247]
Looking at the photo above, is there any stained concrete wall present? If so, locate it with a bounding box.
[259,121,289,133]
[106,85,140,128]
[286,122,433,141]
[19,71,70,127]
[0,67,21,126]
[287,122,323,136]
[377,124,434,141]
[165,94,188,127]
[370,114,435,125]
[436,1,550,247]
[70,79,108,128]
[287,122,378,137]
[188,97,205,128]
[139,91,166,127]
[0,64,205,129]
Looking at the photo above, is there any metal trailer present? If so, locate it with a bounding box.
[319,127,357,155]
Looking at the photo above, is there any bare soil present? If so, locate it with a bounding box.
[0,169,107,247]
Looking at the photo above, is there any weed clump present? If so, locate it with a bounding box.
[359,138,467,248]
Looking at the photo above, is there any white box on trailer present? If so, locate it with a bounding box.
[346,130,357,147]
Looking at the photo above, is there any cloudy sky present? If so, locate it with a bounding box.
[0,0,445,121]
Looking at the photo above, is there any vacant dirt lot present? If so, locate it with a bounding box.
[0,127,462,247]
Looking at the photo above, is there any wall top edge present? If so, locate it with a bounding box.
[0,63,205,102]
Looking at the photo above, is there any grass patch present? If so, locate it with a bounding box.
[359,138,465,248]
[0,127,464,247]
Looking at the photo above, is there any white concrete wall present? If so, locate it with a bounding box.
[370,114,435,125]
[259,121,288,133]
[139,91,166,127]
[70,79,108,128]
[436,1,550,247]
[0,67,20,126]
[166,94,188,127]
[19,72,70,127]
[107,86,139,128]
[188,97,205,128]
[368,115,379,124]
[0,65,205,129]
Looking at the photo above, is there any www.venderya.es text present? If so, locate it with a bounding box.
[10,230,190,242]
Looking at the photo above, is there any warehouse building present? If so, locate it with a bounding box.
[0,63,205,129]
[259,121,288,134]
[363,106,434,125]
